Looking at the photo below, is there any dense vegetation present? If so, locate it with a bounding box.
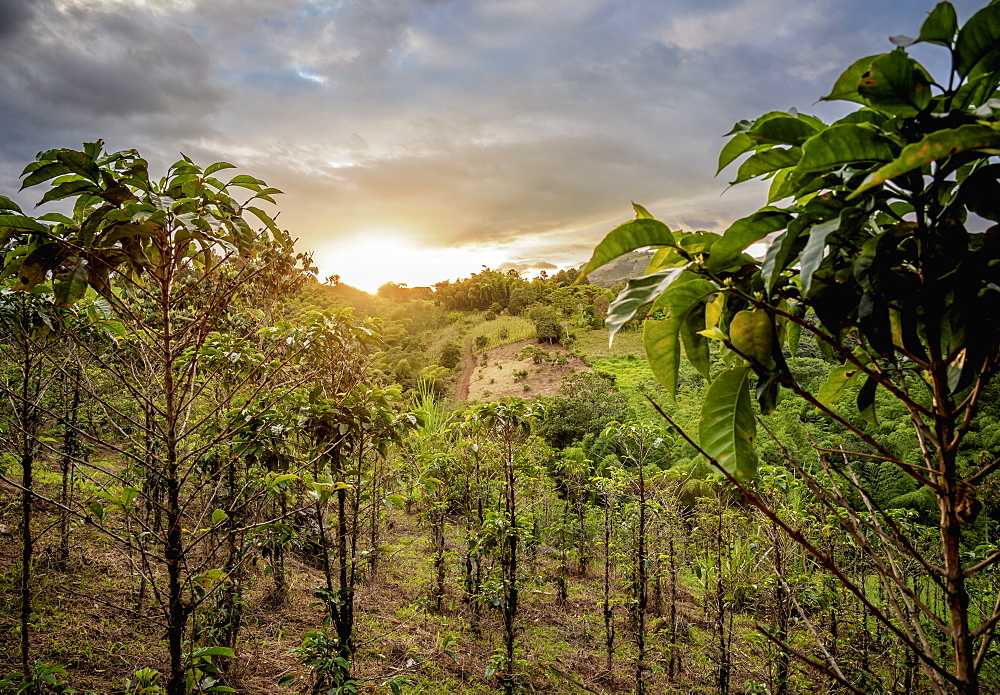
[2,2,1000,694]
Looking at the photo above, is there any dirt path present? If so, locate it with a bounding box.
[455,337,475,401]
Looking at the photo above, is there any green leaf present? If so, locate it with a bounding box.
[38,179,101,206]
[20,161,73,190]
[680,300,711,380]
[729,309,773,366]
[747,117,819,147]
[643,279,717,397]
[717,132,754,175]
[857,376,879,425]
[191,646,235,659]
[960,163,1000,221]
[853,125,1000,197]
[244,206,280,235]
[56,150,100,183]
[0,214,49,234]
[226,174,263,191]
[53,258,89,306]
[211,509,229,526]
[795,124,897,175]
[86,499,106,521]
[632,201,654,218]
[699,365,758,481]
[954,3,1000,78]
[730,147,802,185]
[761,223,805,294]
[821,54,883,104]
[205,162,237,176]
[0,196,23,213]
[580,218,676,276]
[799,217,841,295]
[606,266,689,341]
[37,212,75,225]
[816,353,868,406]
[706,209,790,272]
[918,2,958,46]
[857,50,931,115]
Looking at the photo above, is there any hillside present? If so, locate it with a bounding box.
[582,250,654,288]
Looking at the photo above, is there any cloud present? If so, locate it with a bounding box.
[0,0,989,280]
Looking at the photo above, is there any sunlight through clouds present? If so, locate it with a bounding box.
[317,229,507,293]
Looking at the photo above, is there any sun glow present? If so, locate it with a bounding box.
[316,230,508,294]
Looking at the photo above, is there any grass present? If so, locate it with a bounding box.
[574,328,645,360]
[420,313,536,358]
[591,355,657,391]
[469,315,535,352]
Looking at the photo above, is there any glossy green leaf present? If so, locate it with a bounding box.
[821,54,883,104]
[767,168,791,203]
[642,279,717,397]
[955,3,1000,78]
[706,209,790,272]
[729,309,773,366]
[795,124,897,175]
[857,50,931,115]
[606,266,689,341]
[918,2,958,46]
[761,224,804,294]
[211,509,229,526]
[20,161,73,190]
[717,132,754,175]
[245,206,280,235]
[680,300,711,380]
[56,150,100,183]
[699,365,758,481]
[39,179,101,206]
[38,212,74,225]
[632,201,654,218]
[205,161,237,176]
[645,246,687,273]
[0,214,49,234]
[731,147,802,185]
[857,376,879,425]
[799,217,841,295]
[816,352,868,406]
[226,174,263,191]
[853,125,1000,197]
[0,196,23,213]
[748,117,819,147]
[580,218,676,276]
[190,646,235,659]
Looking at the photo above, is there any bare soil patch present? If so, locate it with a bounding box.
[465,339,590,402]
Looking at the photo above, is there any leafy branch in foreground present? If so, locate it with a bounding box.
[585,2,1000,693]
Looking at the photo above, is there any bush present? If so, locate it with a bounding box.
[438,341,463,370]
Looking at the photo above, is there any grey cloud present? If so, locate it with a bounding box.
[0,0,992,279]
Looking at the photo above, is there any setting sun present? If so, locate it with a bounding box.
[315,229,509,294]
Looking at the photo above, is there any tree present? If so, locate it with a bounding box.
[3,142,314,695]
[584,3,1000,693]
[468,399,543,695]
[527,304,563,344]
[535,372,632,449]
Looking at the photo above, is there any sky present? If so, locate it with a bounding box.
[0,0,988,292]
